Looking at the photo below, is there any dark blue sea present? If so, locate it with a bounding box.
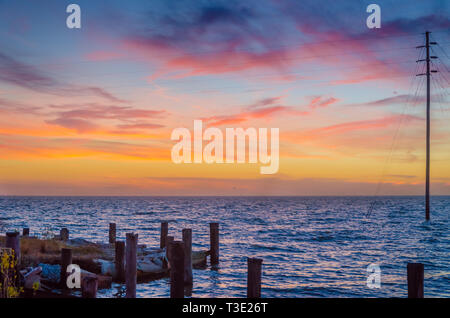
[0,196,448,298]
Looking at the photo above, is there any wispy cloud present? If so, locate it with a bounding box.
[203,105,307,126]
[45,103,167,133]
[306,114,422,136]
[248,96,284,109]
[354,94,448,107]
[0,97,41,115]
[307,96,340,109]
[91,3,450,84]
[0,134,170,160]
[201,95,339,126]
[0,51,127,103]
[116,122,164,130]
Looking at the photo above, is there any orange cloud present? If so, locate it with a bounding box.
[307,115,422,136]
[201,95,339,126]
[45,103,167,133]
[203,105,309,126]
[0,135,171,160]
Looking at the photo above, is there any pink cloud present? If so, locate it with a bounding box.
[200,95,338,126]
[45,118,98,133]
[307,96,340,109]
[308,114,421,136]
[116,122,164,130]
[45,103,167,133]
[203,105,309,126]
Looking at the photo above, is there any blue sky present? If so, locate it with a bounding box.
[0,0,449,195]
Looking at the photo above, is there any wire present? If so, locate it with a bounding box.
[0,31,431,69]
[366,47,426,217]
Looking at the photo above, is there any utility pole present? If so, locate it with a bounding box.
[416,31,437,221]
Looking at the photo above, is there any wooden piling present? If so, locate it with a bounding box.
[170,241,185,298]
[22,228,30,237]
[209,223,219,266]
[109,223,116,244]
[5,231,20,263]
[60,228,69,241]
[125,233,138,298]
[407,263,424,298]
[60,248,73,289]
[81,276,98,298]
[182,229,193,285]
[247,258,263,298]
[166,235,174,266]
[114,241,125,282]
[160,222,168,249]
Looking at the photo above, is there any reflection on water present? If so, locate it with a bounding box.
[0,196,448,297]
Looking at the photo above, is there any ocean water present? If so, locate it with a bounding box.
[0,196,448,298]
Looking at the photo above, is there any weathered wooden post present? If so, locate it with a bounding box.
[160,222,168,249]
[407,263,424,298]
[60,228,69,241]
[209,223,219,266]
[81,276,98,298]
[247,258,263,298]
[166,235,174,266]
[22,228,30,237]
[60,248,72,289]
[5,231,20,263]
[109,223,116,244]
[114,241,125,282]
[170,241,185,298]
[125,233,138,298]
[182,229,193,285]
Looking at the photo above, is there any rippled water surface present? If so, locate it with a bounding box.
[0,196,448,298]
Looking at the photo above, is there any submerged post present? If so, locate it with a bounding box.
[160,222,168,249]
[125,233,138,298]
[170,241,185,298]
[22,228,30,237]
[81,276,98,298]
[182,229,193,285]
[407,263,424,298]
[109,223,116,244]
[247,258,263,298]
[60,248,72,289]
[209,223,219,266]
[60,228,69,241]
[6,231,20,263]
[114,241,125,282]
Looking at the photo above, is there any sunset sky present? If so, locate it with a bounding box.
[0,0,449,195]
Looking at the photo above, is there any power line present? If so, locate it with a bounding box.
[0,43,435,73]
[366,38,432,218]
[0,31,434,68]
